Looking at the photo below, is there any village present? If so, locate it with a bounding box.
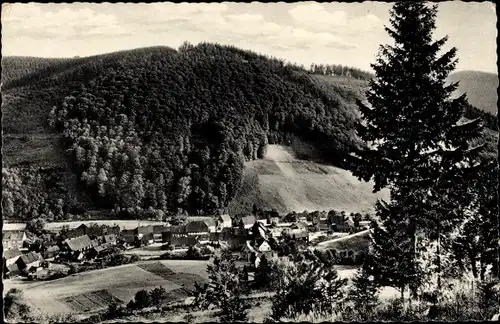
[3,209,373,281]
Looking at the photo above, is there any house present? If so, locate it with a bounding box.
[136,226,154,244]
[43,245,60,259]
[239,216,257,229]
[241,241,258,263]
[86,243,113,260]
[289,230,309,243]
[102,234,117,245]
[86,224,106,238]
[120,229,137,245]
[66,224,89,239]
[3,230,27,250]
[290,222,308,231]
[318,218,330,231]
[152,225,168,243]
[106,225,121,236]
[186,220,215,236]
[217,215,232,230]
[63,235,96,253]
[255,241,275,259]
[267,217,280,227]
[16,252,44,272]
[4,247,23,266]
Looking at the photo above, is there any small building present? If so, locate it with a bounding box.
[3,230,27,250]
[63,235,96,253]
[86,243,113,260]
[106,225,121,236]
[16,252,44,272]
[290,230,309,243]
[290,222,308,231]
[241,241,258,263]
[186,220,215,236]
[102,234,117,245]
[65,224,89,239]
[119,230,137,247]
[239,216,257,230]
[43,245,60,259]
[4,247,23,266]
[152,225,168,243]
[217,215,232,230]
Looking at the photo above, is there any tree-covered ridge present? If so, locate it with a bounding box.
[1,56,77,87]
[48,42,363,217]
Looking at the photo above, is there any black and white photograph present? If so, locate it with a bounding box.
[1,1,499,322]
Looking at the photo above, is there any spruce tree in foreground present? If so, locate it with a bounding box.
[350,2,484,296]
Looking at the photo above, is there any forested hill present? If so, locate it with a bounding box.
[2,43,364,221]
[2,43,498,222]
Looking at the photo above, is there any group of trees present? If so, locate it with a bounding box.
[2,166,86,222]
[48,42,364,218]
[349,1,498,308]
[309,63,374,81]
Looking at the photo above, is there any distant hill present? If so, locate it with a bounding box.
[448,70,498,115]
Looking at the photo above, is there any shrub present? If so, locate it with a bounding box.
[150,286,168,307]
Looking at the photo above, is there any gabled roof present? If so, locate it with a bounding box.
[203,219,216,227]
[256,241,271,252]
[291,222,308,230]
[7,263,20,273]
[186,220,214,232]
[218,215,232,224]
[64,235,94,251]
[4,247,22,259]
[46,245,60,253]
[138,226,154,234]
[93,243,112,253]
[19,252,43,264]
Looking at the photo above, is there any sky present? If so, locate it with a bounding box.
[1,2,497,73]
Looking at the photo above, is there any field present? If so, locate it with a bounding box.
[2,220,169,232]
[232,145,390,215]
[3,260,209,317]
[314,229,371,251]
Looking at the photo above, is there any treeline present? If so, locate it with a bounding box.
[49,42,363,216]
[308,63,374,81]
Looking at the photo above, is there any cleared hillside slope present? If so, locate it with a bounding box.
[230,145,390,215]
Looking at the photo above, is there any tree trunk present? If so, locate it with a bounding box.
[436,219,442,292]
[400,285,405,306]
[469,250,478,279]
[480,253,486,281]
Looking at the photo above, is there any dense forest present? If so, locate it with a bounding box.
[2,42,498,221]
[47,42,365,217]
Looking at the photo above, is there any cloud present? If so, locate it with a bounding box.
[2,3,359,57]
[3,4,128,38]
[288,3,380,33]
